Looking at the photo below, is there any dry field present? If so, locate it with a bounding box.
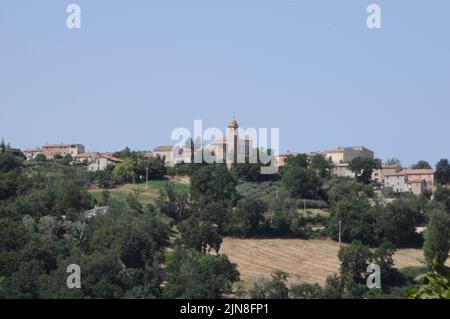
[221,238,428,286]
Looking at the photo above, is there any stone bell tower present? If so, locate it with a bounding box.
[226,116,239,168]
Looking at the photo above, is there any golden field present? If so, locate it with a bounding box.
[221,238,428,286]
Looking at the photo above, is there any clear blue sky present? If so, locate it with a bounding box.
[1,0,449,166]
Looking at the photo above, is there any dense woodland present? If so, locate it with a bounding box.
[1,140,450,299]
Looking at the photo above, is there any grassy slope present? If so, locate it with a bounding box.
[90,180,189,205]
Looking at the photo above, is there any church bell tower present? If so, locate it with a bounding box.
[226,116,239,168]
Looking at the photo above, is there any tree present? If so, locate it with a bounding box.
[0,151,23,173]
[231,148,278,182]
[112,157,136,183]
[89,166,115,189]
[372,241,397,284]
[248,270,289,299]
[328,199,377,245]
[375,197,422,247]
[163,247,239,299]
[0,152,24,201]
[434,185,450,213]
[269,209,293,235]
[34,153,47,162]
[156,182,190,223]
[423,208,450,268]
[0,260,48,299]
[66,253,127,299]
[0,144,176,299]
[411,160,432,169]
[81,207,171,298]
[384,158,401,166]
[177,218,222,253]
[47,177,92,216]
[290,283,323,299]
[284,154,309,168]
[226,198,267,236]
[86,206,171,269]
[0,218,30,253]
[135,156,166,180]
[409,257,450,299]
[321,274,344,299]
[59,154,73,166]
[282,166,322,199]
[232,162,262,182]
[101,190,110,206]
[348,156,381,185]
[310,154,334,178]
[323,177,373,205]
[190,164,237,208]
[338,240,371,286]
[113,146,135,159]
[435,159,450,185]
[197,201,232,234]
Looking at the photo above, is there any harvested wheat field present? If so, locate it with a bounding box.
[220,238,426,286]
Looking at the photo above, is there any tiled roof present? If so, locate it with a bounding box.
[75,152,100,158]
[43,144,83,148]
[105,156,122,162]
[382,164,402,169]
[153,146,174,152]
[384,171,406,177]
[24,148,42,152]
[404,169,435,175]
[385,169,435,177]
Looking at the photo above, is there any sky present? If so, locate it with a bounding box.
[1,0,449,166]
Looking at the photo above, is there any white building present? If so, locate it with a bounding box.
[384,169,434,195]
[87,156,122,172]
[333,163,354,178]
[384,172,409,193]
[152,145,190,166]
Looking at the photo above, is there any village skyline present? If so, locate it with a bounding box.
[15,114,447,167]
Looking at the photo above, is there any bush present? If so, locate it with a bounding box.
[248,271,289,299]
[290,283,323,299]
[237,182,328,209]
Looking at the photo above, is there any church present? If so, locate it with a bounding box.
[206,116,253,167]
